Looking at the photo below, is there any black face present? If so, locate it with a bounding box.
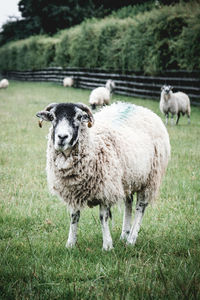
[36,102,94,151]
[52,103,84,151]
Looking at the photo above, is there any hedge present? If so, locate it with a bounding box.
[0,36,59,71]
[0,1,199,74]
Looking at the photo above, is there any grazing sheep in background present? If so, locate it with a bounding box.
[0,79,9,89]
[63,77,74,87]
[36,101,170,250]
[89,79,116,110]
[160,85,191,125]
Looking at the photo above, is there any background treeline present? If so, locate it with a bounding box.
[0,0,182,45]
[0,1,199,75]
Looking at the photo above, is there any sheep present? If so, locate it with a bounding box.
[63,77,74,87]
[89,79,115,110]
[36,101,170,250]
[160,85,191,125]
[0,78,9,89]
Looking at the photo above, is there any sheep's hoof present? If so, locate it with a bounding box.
[120,231,130,241]
[126,236,137,246]
[66,241,76,248]
[102,243,113,251]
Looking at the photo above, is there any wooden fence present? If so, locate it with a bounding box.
[3,68,200,105]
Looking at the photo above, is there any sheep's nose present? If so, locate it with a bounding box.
[58,134,68,140]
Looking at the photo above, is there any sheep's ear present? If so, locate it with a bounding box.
[76,103,94,128]
[36,111,54,127]
[81,113,93,127]
[44,103,57,112]
[36,103,57,127]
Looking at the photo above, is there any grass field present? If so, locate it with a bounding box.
[0,81,200,299]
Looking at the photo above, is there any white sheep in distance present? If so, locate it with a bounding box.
[63,77,74,87]
[0,78,9,89]
[89,79,116,110]
[36,101,170,250]
[160,85,191,125]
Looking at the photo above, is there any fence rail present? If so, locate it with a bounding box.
[3,68,200,105]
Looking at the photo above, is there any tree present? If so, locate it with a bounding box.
[17,0,143,34]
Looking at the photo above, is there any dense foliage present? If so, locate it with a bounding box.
[0,0,186,46]
[0,1,199,74]
[0,0,147,45]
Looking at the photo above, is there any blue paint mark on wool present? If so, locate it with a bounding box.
[111,102,137,128]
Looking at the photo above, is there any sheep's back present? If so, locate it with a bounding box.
[174,92,190,113]
[94,102,167,138]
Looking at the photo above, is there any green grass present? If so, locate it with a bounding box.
[0,81,200,300]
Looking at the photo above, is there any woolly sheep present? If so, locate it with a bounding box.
[36,101,170,250]
[63,77,74,87]
[0,78,9,89]
[89,79,115,110]
[160,85,191,125]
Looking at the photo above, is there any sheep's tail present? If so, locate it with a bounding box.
[146,141,170,203]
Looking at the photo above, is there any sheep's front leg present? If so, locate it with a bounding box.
[66,208,80,248]
[99,205,113,250]
[176,112,181,125]
[120,194,133,240]
[165,113,169,125]
[127,192,148,246]
[187,113,191,124]
[171,114,174,125]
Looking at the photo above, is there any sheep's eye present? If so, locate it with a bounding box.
[77,115,82,121]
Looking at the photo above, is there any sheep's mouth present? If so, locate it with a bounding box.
[55,137,78,152]
[55,144,69,152]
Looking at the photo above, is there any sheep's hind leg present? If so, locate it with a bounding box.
[165,113,169,125]
[120,194,133,241]
[187,113,191,124]
[66,208,80,248]
[127,192,148,246]
[171,114,174,125]
[176,112,180,125]
[99,204,113,250]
